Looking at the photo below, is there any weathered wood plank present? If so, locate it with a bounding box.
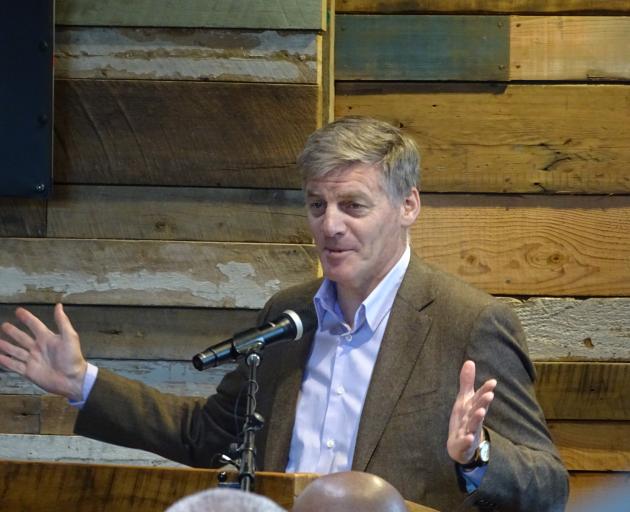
[54,79,317,188]
[0,395,40,434]
[536,362,630,420]
[47,186,309,243]
[503,298,630,361]
[56,0,325,30]
[568,472,630,512]
[54,27,318,83]
[0,198,46,237]
[510,16,630,81]
[0,304,259,360]
[549,421,630,471]
[412,194,630,297]
[0,239,318,308]
[336,15,509,81]
[336,0,630,14]
[0,360,230,397]
[336,83,630,194]
[0,435,181,466]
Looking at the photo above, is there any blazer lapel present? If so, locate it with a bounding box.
[352,255,435,470]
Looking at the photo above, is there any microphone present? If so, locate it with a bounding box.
[192,309,315,371]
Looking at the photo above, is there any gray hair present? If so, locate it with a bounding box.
[297,116,420,202]
[165,488,287,512]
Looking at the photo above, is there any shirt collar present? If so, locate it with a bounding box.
[314,246,411,333]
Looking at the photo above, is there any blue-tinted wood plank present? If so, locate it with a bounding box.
[336,14,509,80]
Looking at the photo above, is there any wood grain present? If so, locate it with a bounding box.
[412,194,630,297]
[0,197,46,237]
[510,16,630,81]
[47,186,309,243]
[0,238,318,308]
[56,0,326,30]
[336,0,630,14]
[55,27,318,83]
[549,421,630,471]
[0,304,259,360]
[54,79,317,188]
[536,362,630,420]
[336,83,630,194]
[336,15,509,81]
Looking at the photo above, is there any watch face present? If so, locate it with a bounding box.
[479,440,490,463]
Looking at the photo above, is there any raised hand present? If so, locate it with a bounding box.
[0,304,87,401]
[447,360,497,464]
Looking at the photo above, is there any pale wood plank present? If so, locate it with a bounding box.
[0,435,182,466]
[503,298,630,361]
[336,15,509,81]
[54,27,318,83]
[0,197,46,237]
[536,362,630,420]
[412,194,630,297]
[0,395,40,434]
[335,83,630,194]
[510,16,630,81]
[56,0,325,30]
[47,186,309,243]
[337,0,630,14]
[0,304,259,360]
[549,421,630,471]
[0,239,318,308]
[54,79,317,188]
[0,360,230,397]
[568,472,630,511]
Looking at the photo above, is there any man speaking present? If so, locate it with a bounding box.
[0,116,568,511]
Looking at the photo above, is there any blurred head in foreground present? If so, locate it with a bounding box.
[165,487,286,512]
[292,471,408,512]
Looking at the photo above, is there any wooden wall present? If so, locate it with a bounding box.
[0,0,331,465]
[1,0,629,509]
[335,1,630,509]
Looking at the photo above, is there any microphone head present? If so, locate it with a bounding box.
[282,308,317,340]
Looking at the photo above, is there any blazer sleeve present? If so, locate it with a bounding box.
[461,301,569,512]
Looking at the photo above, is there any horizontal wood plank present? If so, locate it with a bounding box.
[55,27,318,83]
[47,186,309,243]
[504,298,630,361]
[56,0,325,30]
[336,83,630,194]
[0,239,318,308]
[0,359,230,397]
[536,362,630,420]
[412,194,630,297]
[336,0,630,14]
[54,79,317,188]
[336,15,509,81]
[549,421,630,471]
[510,16,630,81]
[0,304,259,360]
[0,197,46,237]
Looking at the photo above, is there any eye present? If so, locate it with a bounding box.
[308,199,325,215]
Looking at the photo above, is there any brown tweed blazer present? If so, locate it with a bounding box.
[75,255,568,511]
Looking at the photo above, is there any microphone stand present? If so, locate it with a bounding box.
[238,348,265,492]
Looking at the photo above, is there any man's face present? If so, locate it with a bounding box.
[305,163,419,299]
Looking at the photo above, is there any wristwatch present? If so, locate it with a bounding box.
[460,437,490,471]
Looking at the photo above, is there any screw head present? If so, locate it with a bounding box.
[35,183,46,192]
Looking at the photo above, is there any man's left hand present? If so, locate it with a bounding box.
[447,360,497,465]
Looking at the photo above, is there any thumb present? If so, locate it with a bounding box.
[54,303,77,337]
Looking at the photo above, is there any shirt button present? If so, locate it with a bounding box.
[342,333,352,342]
[336,386,345,395]
[326,439,335,449]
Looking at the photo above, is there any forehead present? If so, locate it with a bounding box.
[305,163,387,197]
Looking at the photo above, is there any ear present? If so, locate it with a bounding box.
[400,187,420,227]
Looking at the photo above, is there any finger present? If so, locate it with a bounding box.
[15,307,51,339]
[1,322,36,351]
[54,303,77,337]
[0,353,26,375]
[458,360,476,397]
[0,337,30,362]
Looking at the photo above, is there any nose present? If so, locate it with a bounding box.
[321,205,346,238]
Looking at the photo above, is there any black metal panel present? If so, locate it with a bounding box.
[0,2,54,197]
